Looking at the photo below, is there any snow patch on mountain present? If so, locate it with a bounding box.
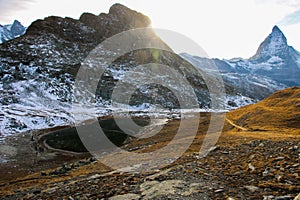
[268,56,283,64]
[225,59,249,70]
[225,95,257,109]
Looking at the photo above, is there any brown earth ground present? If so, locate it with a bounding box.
[0,110,299,200]
[0,87,300,200]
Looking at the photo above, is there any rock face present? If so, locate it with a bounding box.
[0,20,26,43]
[0,3,224,135]
[251,26,291,61]
[26,16,102,45]
[80,3,151,38]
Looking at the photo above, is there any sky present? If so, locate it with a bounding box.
[0,0,299,59]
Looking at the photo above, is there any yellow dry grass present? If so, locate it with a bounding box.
[227,87,300,133]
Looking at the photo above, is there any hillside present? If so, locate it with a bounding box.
[227,87,300,132]
[0,3,231,136]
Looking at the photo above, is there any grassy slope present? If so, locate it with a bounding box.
[227,87,300,133]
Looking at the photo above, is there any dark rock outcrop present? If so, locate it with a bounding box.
[79,3,151,38]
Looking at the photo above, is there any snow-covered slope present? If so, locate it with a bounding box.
[0,4,226,140]
[0,20,26,43]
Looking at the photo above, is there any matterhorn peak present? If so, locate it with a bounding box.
[251,25,289,61]
[272,25,282,33]
[270,25,287,44]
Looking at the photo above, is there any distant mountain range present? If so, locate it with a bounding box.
[0,20,26,43]
[0,4,299,135]
[181,25,300,107]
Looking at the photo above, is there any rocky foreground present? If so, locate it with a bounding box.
[0,111,299,200]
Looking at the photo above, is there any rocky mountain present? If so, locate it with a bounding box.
[181,25,300,104]
[250,26,300,86]
[0,20,26,43]
[79,4,151,38]
[0,4,231,137]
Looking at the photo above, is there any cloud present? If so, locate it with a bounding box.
[0,0,35,10]
[255,0,300,8]
[279,10,300,26]
[0,0,35,24]
[255,0,300,26]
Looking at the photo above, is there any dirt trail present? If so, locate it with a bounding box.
[225,118,248,131]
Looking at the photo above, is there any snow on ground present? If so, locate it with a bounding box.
[225,95,257,109]
[1,86,251,144]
